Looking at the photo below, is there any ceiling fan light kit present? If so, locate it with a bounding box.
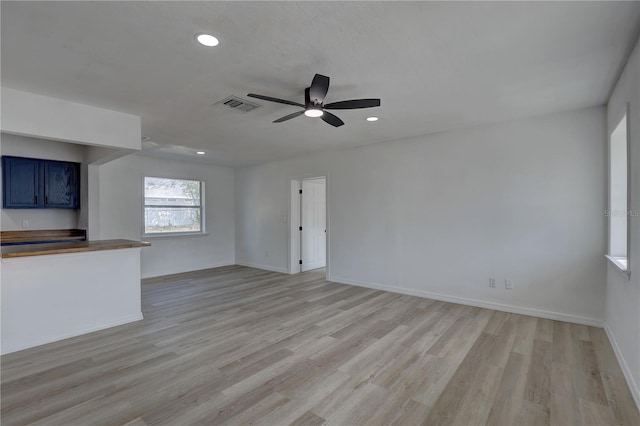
[248,74,381,127]
[304,109,324,118]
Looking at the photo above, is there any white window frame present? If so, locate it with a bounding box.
[606,103,631,275]
[143,176,205,237]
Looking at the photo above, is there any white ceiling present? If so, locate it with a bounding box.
[2,1,639,167]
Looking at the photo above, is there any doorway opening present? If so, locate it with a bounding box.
[289,176,327,275]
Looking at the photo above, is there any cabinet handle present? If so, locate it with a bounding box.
[35,195,38,204]
[45,195,48,205]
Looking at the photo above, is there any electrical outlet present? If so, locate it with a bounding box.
[489,278,496,288]
[22,219,29,229]
[505,279,513,290]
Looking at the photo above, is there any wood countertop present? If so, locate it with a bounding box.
[1,239,151,259]
[1,229,86,245]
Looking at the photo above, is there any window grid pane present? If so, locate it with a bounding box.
[144,177,203,234]
[144,177,201,206]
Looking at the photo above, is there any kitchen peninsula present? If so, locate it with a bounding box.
[1,236,150,354]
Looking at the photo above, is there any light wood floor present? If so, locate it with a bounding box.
[2,266,638,425]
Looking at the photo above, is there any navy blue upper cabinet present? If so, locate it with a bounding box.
[2,157,41,208]
[2,156,80,209]
[44,161,79,209]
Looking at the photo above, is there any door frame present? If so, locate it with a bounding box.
[288,174,329,275]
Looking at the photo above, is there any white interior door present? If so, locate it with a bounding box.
[301,178,326,271]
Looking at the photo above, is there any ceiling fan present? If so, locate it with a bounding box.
[247,74,380,127]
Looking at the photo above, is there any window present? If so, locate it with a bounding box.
[144,177,204,235]
[607,109,629,272]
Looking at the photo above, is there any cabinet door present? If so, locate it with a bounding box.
[44,161,79,209]
[2,157,41,208]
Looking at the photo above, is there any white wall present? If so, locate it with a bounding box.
[1,133,85,230]
[606,36,640,408]
[97,154,235,278]
[236,107,607,325]
[1,87,141,151]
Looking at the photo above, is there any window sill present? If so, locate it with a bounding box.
[605,255,630,277]
[143,232,209,240]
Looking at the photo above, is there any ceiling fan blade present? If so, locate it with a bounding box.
[273,110,305,123]
[247,93,304,108]
[309,74,330,103]
[324,99,381,110]
[321,111,344,127]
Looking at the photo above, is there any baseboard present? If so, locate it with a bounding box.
[604,324,640,410]
[1,313,144,355]
[236,261,289,274]
[327,274,603,327]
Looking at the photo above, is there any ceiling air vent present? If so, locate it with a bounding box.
[215,95,261,113]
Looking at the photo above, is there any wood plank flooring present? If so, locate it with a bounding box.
[1,265,638,425]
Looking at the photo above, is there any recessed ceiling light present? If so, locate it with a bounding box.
[195,33,219,47]
[366,116,379,122]
[304,109,324,118]
[196,151,206,155]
